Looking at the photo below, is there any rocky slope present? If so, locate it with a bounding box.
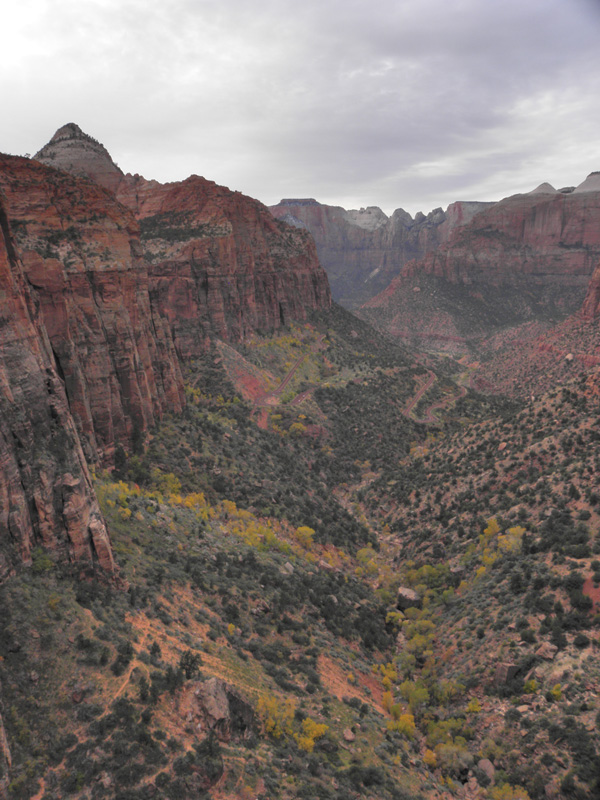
[0,189,114,579]
[467,264,600,399]
[269,197,492,308]
[359,181,600,353]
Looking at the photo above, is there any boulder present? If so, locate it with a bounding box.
[493,662,519,686]
[195,678,255,741]
[535,642,558,661]
[478,758,495,783]
[397,586,421,611]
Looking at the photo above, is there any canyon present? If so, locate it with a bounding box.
[269,196,492,308]
[0,124,330,576]
[3,126,600,800]
[358,180,600,354]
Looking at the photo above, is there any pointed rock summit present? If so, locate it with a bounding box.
[528,182,557,195]
[574,171,600,193]
[34,122,124,191]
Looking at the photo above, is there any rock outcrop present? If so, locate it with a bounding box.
[116,176,331,356]
[0,189,114,577]
[0,154,185,464]
[269,197,492,308]
[581,261,600,320]
[0,706,9,800]
[359,187,600,353]
[34,122,124,193]
[573,171,600,194]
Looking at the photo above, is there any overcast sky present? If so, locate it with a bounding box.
[3,0,600,216]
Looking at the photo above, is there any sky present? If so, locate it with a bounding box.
[2,0,600,216]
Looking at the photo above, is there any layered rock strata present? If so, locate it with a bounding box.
[117,176,331,356]
[360,187,600,352]
[0,190,114,577]
[34,122,124,193]
[0,154,185,464]
[269,198,492,308]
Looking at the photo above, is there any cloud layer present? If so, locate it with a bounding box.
[4,0,600,214]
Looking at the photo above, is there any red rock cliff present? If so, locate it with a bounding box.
[34,124,331,357]
[116,175,331,357]
[581,262,600,320]
[0,125,331,577]
[0,154,185,464]
[0,190,114,578]
[409,190,600,288]
[360,187,600,352]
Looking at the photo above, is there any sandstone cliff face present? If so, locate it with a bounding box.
[360,189,600,352]
[35,124,331,357]
[0,155,185,464]
[269,198,492,308]
[34,122,124,193]
[581,262,600,320]
[116,176,331,356]
[411,191,600,287]
[0,703,10,800]
[0,191,114,578]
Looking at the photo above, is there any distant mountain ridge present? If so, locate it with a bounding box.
[358,178,600,355]
[270,196,494,308]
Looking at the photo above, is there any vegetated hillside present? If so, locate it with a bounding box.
[470,273,600,400]
[3,122,600,800]
[0,307,456,800]
[353,371,600,800]
[359,184,600,356]
[2,297,600,799]
[470,318,600,401]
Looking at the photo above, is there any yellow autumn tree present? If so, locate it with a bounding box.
[294,526,315,549]
[294,718,329,752]
[257,695,296,739]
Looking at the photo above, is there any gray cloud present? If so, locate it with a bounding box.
[3,0,600,214]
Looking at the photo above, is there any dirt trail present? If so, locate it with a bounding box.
[403,370,436,418]
[414,382,468,424]
[251,335,326,428]
[402,361,475,424]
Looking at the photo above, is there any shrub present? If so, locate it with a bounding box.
[178,649,202,678]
